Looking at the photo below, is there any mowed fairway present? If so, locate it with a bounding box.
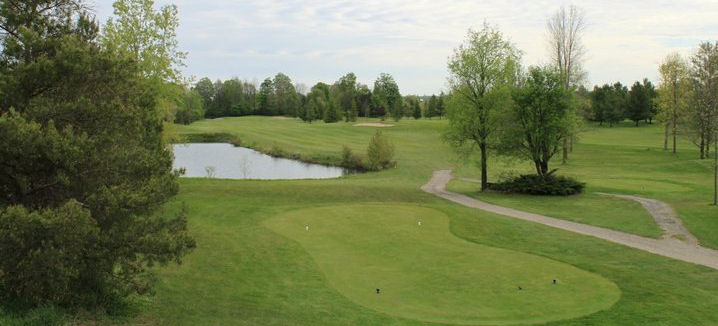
[134,116,718,326]
[265,204,620,325]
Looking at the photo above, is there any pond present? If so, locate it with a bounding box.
[172,143,348,180]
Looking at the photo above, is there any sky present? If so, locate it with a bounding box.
[91,0,718,95]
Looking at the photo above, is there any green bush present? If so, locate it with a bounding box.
[0,201,100,307]
[340,146,365,170]
[490,174,585,196]
[181,133,242,146]
[366,131,396,171]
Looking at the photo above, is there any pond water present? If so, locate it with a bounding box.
[172,143,348,180]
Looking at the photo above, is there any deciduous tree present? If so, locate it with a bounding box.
[502,67,573,176]
[373,73,402,121]
[688,42,718,159]
[445,23,520,190]
[547,5,586,163]
[658,53,691,153]
[273,73,299,117]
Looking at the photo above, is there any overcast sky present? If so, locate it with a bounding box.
[91,0,718,95]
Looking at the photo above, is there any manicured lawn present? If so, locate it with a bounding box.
[265,204,619,325]
[124,116,718,325]
[446,179,663,238]
[451,121,718,248]
[140,177,718,326]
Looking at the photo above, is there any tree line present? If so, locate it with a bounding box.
[576,79,658,126]
[175,72,448,124]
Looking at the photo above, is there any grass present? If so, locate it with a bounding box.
[126,116,718,325]
[446,179,663,238]
[7,116,718,325]
[264,204,620,325]
[452,121,718,248]
[137,175,718,326]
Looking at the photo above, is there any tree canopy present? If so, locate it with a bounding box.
[373,73,402,121]
[503,66,574,176]
[0,0,194,308]
[445,23,520,190]
[658,53,692,153]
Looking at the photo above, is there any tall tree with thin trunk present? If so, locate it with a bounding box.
[689,42,718,160]
[658,53,691,154]
[546,5,586,164]
[444,23,520,191]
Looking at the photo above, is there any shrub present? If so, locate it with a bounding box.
[181,133,242,146]
[0,201,100,307]
[366,131,395,171]
[490,174,585,196]
[340,146,365,170]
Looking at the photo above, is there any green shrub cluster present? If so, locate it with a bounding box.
[490,174,585,196]
[250,131,396,173]
[182,133,242,146]
[341,146,366,171]
[366,131,396,171]
[0,202,99,307]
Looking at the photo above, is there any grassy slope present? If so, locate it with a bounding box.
[129,116,718,325]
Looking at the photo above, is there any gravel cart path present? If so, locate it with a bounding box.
[422,170,718,270]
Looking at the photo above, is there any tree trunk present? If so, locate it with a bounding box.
[562,139,568,164]
[480,142,488,191]
[673,120,677,154]
[664,122,669,150]
[700,135,705,160]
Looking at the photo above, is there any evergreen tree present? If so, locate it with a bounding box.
[627,79,655,126]
[437,92,447,119]
[412,98,422,119]
[0,0,194,307]
[426,95,438,118]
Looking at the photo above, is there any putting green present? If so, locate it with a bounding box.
[264,204,621,325]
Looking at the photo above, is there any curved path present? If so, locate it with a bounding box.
[597,193,699,245]
[422,170,718,270]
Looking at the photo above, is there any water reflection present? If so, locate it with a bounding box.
[173,143,347,180]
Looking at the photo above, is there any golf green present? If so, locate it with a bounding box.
[264,204,621,325]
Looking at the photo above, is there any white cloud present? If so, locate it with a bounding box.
[92,0,718,94]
